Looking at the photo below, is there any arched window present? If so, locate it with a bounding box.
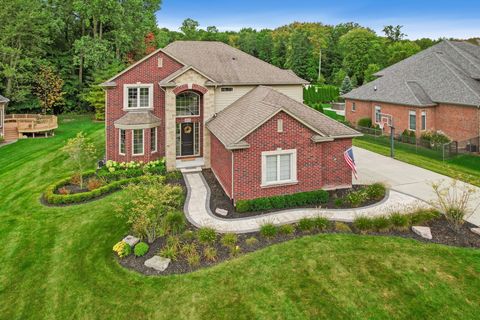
[176,92,200,116]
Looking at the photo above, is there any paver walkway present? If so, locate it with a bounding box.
[183,172,425,234]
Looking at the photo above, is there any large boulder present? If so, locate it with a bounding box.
[144,256,171,271]
[123,235,140,247]
[215,208,228,216]
[412,226,432,240]
[471,228,480,236]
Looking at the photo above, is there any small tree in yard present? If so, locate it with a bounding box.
[431,179,476,232]
[340,75,353,95]
[62,132,96,189]
[116,178,184,243]
[33,65,64,114]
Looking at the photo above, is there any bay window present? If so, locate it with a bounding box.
[150,127,157,153]
[132,129,144,155]
[261,149,297,186]
[119,129,126,155]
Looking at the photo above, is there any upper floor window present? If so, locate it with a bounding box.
[221,87,233,92]
[124,84,153,109]
[176,92,200,116]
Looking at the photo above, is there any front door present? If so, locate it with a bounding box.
[181,122,194,156]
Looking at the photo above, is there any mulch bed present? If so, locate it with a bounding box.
[118,215,480,277]
[203,169,383,219]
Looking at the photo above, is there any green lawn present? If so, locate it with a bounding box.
[354,135,480,187]
[1,115,480,319]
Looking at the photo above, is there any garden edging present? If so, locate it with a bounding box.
[183,172,430,233]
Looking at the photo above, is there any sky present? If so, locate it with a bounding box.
[156,0,480,40]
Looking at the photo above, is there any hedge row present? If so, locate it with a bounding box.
[97,166,166,182]
[43,174,164,205]
[304,85,339,104]
[236,190,329,213]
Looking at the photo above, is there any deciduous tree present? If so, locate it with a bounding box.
[33,66,64,114]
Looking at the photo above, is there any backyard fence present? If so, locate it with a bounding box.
[353,125,478,161]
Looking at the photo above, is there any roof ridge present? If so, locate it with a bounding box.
[445,40,480,77]
[434,52,480,101]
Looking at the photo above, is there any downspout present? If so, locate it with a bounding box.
[231,151,234,205]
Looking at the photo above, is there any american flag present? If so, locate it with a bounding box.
[344,147,358,179]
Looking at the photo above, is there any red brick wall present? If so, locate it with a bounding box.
[231,111,352,202]
[345,99,371,125]
[210,133,232,198]
[435,104,479,141]
[105,51,183,162]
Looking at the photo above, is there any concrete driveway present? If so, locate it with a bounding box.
[354,147,480,226]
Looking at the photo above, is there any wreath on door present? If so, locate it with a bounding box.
[183,125,192,134]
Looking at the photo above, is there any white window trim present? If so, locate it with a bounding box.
[119,129,126,155]
[176,122,201,157]
[374,106,381,124]
[409,110,417,131]
[261,149,297,187]
[351,102,356,112]
[421,111,427,131]
[132,129,144,156]
[151,127,157,153]
[123,83,154,110]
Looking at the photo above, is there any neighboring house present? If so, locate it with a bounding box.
[102,41,360,203]
[0,95,8,140]
[343,40,480,142]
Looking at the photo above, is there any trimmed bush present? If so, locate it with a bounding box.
[236,190,329,213]
[365,183,386,200]
[134,242,149,257]
[197,227,216,244]
[357,117,373,128]
[260,223,278,238]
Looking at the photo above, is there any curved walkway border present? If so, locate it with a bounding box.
[183,172,428,234]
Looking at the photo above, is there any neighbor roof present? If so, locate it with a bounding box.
[343,40,480,107]
[206,86,360,149]
[0,95,9,103]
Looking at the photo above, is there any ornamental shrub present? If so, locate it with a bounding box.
[260,223,278,238]
[197,227,217,244]
[113,241,131,258]
[313,216,330,230]
[353,216,373,234]
[134,242,149,257]
[278,224,295,235]
[357,117,372,128]
[203,246,217,262]
[389,212,410,231]
[86,177,104,191]
[334,222,352,233]
[235,200,250,213]
[371,216,392,232]
[365,183,386,201]
[163,211,186,235]
[298,218,315,231]
[245,237,259,247]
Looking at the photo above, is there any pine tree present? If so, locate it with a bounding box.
[340,76,353,95]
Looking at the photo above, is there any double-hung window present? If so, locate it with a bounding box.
[374,106,381,123]
[409,111,417,131]
[119,129,126,155]
[421,111,426,131]
[132,129,144,155]
[352,102,356,112]
[261,149,297,186]
[124,84,153,109]
[150,127,157,153]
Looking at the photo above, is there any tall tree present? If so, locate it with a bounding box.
[383,25,406,42]
[285,29,317,82]
[33,66,64,114]
[180,18,199,39]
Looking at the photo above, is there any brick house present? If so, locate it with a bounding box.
[0,95,8,139]
[102,41,360,203]
[343,40,480,142]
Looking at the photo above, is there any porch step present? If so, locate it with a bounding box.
[180,167,202,174]
[4,125,19,142]
[176,157,205,169]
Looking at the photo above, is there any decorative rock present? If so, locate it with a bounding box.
[144,256,171,271]
[123,235,140,247]
[412,226,432,240]
[215,208,228,216]
[470,228,480,236]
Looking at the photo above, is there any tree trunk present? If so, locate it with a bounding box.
[79,20,85,86]
[99,22,103,40]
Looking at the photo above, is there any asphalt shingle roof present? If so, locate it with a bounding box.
[206,86,360,149]
[163,41,309,85]
[114,111,161,128]
[343,40,480,107]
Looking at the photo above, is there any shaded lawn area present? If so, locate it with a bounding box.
[1,115,480,319]
[354,135,480,187]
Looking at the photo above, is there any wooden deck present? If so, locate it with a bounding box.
[3,114,58,141]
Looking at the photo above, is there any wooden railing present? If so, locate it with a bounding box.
[5,114,58,133]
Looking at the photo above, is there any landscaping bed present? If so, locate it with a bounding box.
[203,169,386,218]
[118,213,480,276]
[43,159,169,205]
